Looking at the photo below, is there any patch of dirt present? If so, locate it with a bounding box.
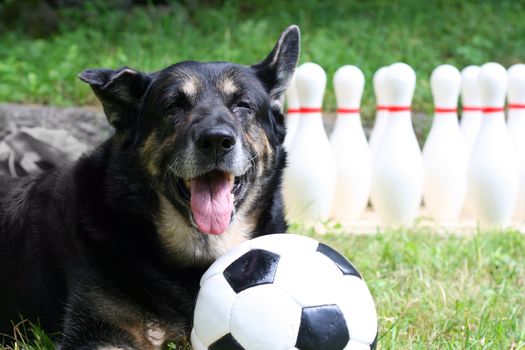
[0,103,112,148]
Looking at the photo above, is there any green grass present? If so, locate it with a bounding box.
[1,0,525,120]
[2,228,524,349]
[307,228,525,349]
[0,320,56,350]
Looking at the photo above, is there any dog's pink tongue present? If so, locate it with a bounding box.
[190,171,234,235]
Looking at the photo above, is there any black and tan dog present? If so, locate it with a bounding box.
[0,25,300,349]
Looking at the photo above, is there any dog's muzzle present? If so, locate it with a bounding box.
[194,126,236,162]
[174,121,249,236]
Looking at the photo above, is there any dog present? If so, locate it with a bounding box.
[0,25,300,349]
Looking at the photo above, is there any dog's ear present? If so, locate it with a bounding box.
[251,25,300,109]
[78,67,151,131]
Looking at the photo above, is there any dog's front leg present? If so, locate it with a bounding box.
[60,280,147,350]
[60,295,137,349]
[61,311,137,350]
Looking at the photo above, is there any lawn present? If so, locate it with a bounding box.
[1,0,525,120]
[2,228,524,349]
[315,228,525,349]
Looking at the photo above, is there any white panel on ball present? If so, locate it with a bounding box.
[273,251,343,307]
[249,233,319,256]
[345,339,372,350]
[337,276,378,346]
[193,274,237,347]
[230,284,302,350]
[190,330,207,350]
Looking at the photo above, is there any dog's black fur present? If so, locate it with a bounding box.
[0,26,300,349]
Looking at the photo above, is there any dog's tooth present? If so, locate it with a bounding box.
[184,179,191,190]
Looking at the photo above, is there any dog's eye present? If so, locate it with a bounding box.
[234,101,252,111]
[166,94,191,111]
[166,101,179,111]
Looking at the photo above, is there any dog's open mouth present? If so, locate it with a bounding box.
[176,170,247,235]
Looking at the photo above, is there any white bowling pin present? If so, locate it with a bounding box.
[467,62,519,228]
[370,63,424,226]
[283,63,337,224]
[460,66,482,216]
[507,63,525,222]
[422,64,467,222]
[369,67,389,158]
[330,65,372,222]
[460,66,483,156]
[283,72,300,151]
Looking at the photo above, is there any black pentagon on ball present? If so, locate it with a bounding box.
[209,333,245,350]
[223,249,280,293]
[296,304,349,350]
[317,243,361,278]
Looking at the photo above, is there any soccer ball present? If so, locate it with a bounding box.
[191,234,378,350]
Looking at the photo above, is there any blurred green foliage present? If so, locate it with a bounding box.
[0,0,524,121]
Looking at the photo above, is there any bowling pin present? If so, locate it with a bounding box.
[460,66,483,155]
[507,63,525,222]
[369,67,389,158]
[283,72,300,151]
[422,64,467,222]
[283,63,337,224]
[330,65,372,222]
[370,63,424,226]
[467,62,519,228]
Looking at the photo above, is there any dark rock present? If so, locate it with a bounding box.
[0,103,111,148]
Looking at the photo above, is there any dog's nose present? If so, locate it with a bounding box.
[195,127,236,157]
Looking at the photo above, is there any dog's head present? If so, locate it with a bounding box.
[79,26,299,258]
